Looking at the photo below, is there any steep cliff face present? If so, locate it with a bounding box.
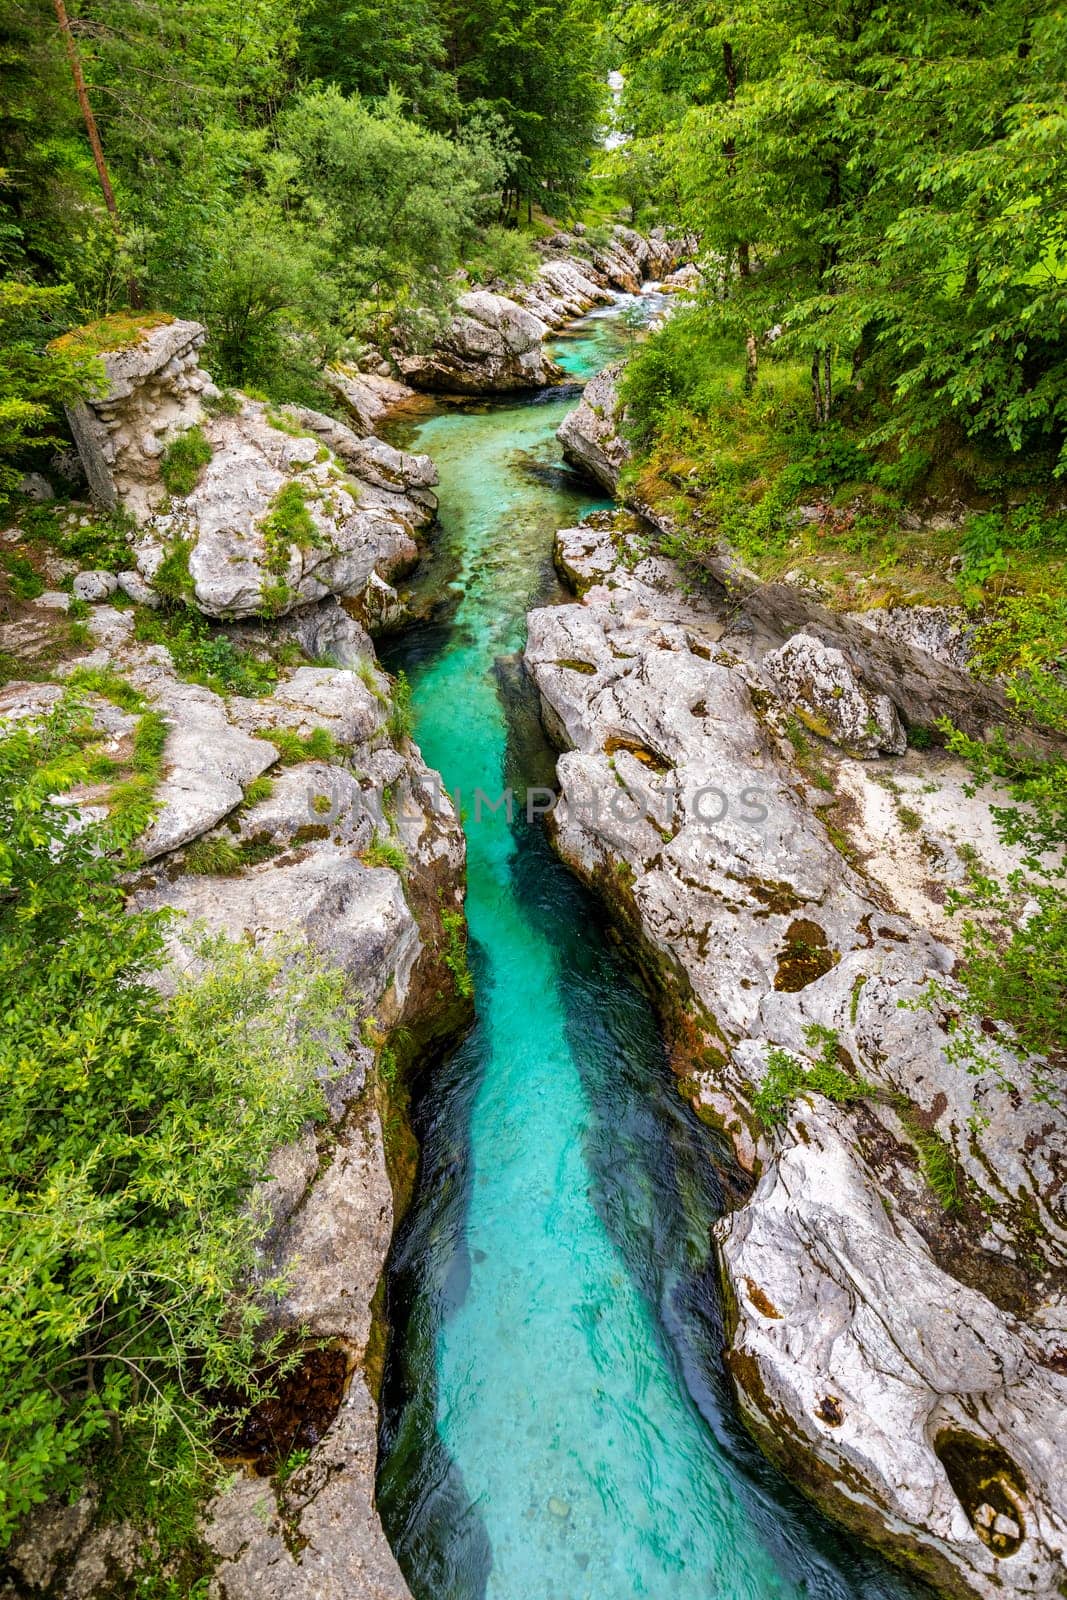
[524,515,1067,1600]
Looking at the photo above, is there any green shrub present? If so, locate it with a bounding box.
[24,505,135,573]
[65,665,148,714]
[0,550,44,599]
[152,539,197,603]
[202,387,243,418]
[160,426,213,498]
[0,283,103,510]
[753,1024,875,1129]
[260,481,321,574]
[386,670,414,743]
[440,907,472,998]
[0,704,353,1546]
[466,224,539,287]
[133,607,278,698]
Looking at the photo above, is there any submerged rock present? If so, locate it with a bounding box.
[524,520,1067,1600]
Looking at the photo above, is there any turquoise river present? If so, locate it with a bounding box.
[376,302,923,1600]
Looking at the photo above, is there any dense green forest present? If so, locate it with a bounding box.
[1,0,1066,1582]
[0,0,606,407]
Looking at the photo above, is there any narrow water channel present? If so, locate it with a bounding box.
[376,301,922,1600]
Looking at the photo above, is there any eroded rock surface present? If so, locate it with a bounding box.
[0,581,469,1600]
[67,319,437,625]
[763,631,907,757]
[556,362,630,493]
[398,289,556,394]
[524,517,1067,1600]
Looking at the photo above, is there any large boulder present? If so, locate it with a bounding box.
[397,289,558,393]
[556,362,630,493]
[524,520,1067,1600]
[762,631,907,756]
[325,366,418,434]
[62,317,438,624]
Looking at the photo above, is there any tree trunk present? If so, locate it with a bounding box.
[744,331,758,392]
[811,348,825,424]
[54,0,142,308]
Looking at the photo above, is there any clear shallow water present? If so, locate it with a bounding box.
[377,301,923,1600]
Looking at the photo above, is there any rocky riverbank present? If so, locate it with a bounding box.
[0,320,472,1600]
[524,513,1067,1600]
[394,224,691,394]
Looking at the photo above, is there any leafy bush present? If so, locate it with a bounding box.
[0,704,353,1545]
[23,504,135,572]
[160,426,212,498]
[466,225,539,287]
[753,1024,875,1129]
[260,480,321,574]
[440,907,472,998]
[133,608,278,698]
[0,283,102,510]
[0,550,43,599]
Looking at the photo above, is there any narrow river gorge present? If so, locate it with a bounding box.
[374,302,924,1600]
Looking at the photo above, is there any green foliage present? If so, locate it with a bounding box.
[0,550,44,600]
[243,775,274,806]
[440,907,473,998]
[160,426,212,498]
[23,503,134,572]
[260,480,321,574]
[466,224,540,286]
[362,836,407,872]
[152,540,196,603]
[613,0,1067,467]
[0,282,101,508]
[133,608,279,698]
[753,1024,874,1129]
[386,671,415,743]
[256,725,339,765]
[181,835,244,876]
[0,704,353,1545]
[2,0,608,406]
[65,665,147,714]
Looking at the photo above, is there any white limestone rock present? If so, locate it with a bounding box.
[62,319,437,622]
[116,569,159,607]
[762,631,907,757]
[398,290,558,393]
[557,363,630,494]
[524,522,1067,1599]
[72,569,118,603]
[325,366,417,434]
